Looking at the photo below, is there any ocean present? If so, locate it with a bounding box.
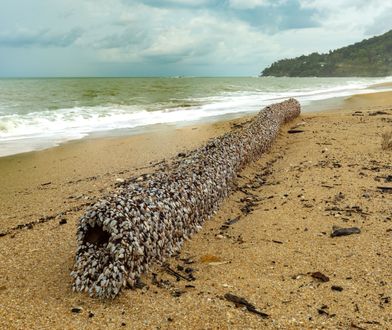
[0,76,391,157]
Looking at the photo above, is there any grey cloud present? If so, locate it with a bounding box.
[122,0,215,9]
[1,0,391,77]
[142,42,214,63]
[142,53,187,63]
[94,26,152,50]
[0,28,82,48]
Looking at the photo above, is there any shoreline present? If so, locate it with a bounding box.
[1,76,392,159]
[1,87,390,162]
[1,91,392,328]
[0,111,254,159]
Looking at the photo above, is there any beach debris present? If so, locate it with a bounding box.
[377,186,392,192]
[208,261,230,266]
[0,201,92,237]
[71,306,83,314]
[239,194,260,215]
[59,218,67,225]
[331,226,361,237]
[287,129,304,134]
[164,265,194,282]
[325,205,368,217]
[171,288,185,297]
[224,293,269,319]
[71,99,301,298]
[363,320,382,326]
[291,273,306,280]
[317,305,330,316]
[220,216,241,231]
[311,272,330,282]
[380,295,390,305]
[369,110,389,116]
[331,285,343,292]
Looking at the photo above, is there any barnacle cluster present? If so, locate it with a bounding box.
[71,99,301,298]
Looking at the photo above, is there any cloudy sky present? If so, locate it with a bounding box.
[0,0,391,77]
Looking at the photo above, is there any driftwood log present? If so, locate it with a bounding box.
[71,98,301,298]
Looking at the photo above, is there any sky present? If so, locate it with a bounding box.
[0,0,391,77]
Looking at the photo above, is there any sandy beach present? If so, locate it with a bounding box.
[1,92,392,329]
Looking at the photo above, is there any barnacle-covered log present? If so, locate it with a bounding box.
[71,98,301,298]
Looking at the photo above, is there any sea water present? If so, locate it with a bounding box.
[0,76,391,157]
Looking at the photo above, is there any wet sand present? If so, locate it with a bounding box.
[0,92,392,329]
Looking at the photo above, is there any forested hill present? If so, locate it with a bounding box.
[261,30,392,77]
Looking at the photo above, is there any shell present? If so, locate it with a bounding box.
[71,99,301,299]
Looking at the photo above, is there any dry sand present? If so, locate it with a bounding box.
[0,92,391,329]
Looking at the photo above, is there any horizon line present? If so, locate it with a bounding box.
[0,75,260,79]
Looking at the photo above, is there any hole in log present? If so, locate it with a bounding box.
[84,225,110,246]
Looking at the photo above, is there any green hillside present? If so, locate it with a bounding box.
[261,30,392,77]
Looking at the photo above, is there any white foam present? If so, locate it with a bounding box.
[1,77,391,157]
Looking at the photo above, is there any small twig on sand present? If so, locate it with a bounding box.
[224,293,269,319]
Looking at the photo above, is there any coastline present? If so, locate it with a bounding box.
[1,91,392,329]
[2,76,391,159]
